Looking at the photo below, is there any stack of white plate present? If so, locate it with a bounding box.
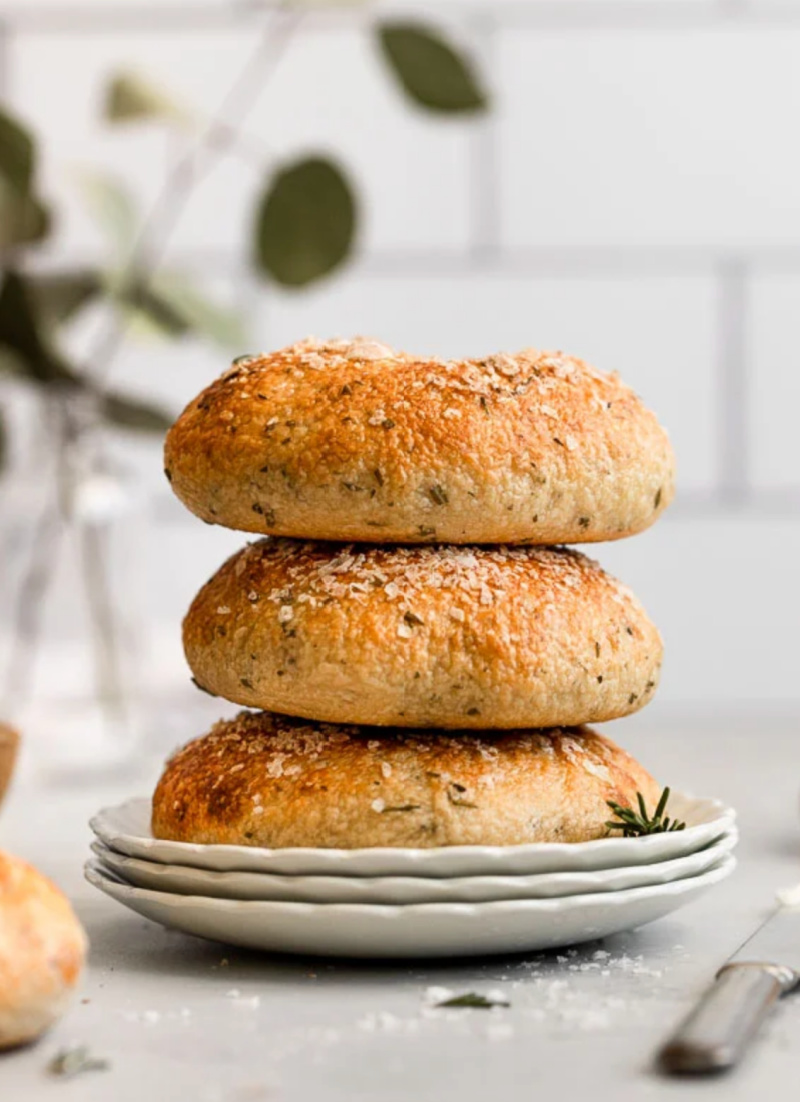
[86,793,737,958]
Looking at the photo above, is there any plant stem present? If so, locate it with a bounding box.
[79,520,127,732]
[1,6,302,726]
[2,477,63,711]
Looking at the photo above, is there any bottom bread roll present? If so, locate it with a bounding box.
[0,851,87,1050]
[152,712,660,848]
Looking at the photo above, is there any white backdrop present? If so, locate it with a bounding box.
[2,0,799,715]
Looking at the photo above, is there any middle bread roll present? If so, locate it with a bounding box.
[184,540,662,729]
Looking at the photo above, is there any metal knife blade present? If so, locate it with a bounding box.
[728,904,800,974]
[659,904,800,1075]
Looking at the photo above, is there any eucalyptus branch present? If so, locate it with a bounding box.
[89,4,302,389]
[0,8,301,724]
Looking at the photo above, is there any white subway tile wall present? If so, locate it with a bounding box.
[2,0,798,710]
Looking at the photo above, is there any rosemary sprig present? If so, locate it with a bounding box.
[605,787,686,837]
[47,1046,109,1079]
[434,992,510,1009]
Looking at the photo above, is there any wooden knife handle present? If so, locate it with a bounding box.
[659,963,786,1074]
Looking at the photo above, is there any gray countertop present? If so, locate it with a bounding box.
[2,713,799,1101]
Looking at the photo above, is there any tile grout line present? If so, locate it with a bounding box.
[34,245,800,281]
[716,258,750,506]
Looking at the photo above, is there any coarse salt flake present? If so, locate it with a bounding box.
[346,339,394,361]
[371,798,385,813]
[489,353,519,377]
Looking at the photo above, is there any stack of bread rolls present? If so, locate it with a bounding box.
[155,338,673,848]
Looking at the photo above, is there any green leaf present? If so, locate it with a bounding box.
[0,347,27,377]
[0,269,76,384]
[0,182,52,249]
[254,156,356,288]
[434,992,510,1009]
[104,72,187,127]
[378,23,487,113]
[30,270,102,327]
[116,279,190,337]
[0,105,35,194]
[100,390,172,434]
[114,274,246,347]
[147,273,247,348]
[74,170,138,260]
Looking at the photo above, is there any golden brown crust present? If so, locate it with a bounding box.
[183,540,662,729]
[0,851,87,1050]
[152,712,661,848]
[0,724,18,814]
[164,338,675,544]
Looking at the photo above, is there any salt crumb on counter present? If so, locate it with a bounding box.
[776,883,800,907]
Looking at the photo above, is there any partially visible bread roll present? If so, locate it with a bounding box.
[0,725,18,813]
[163,338,675,545]
[183,540,662,729]
[152,711,661,849]
[0,852,87,1050]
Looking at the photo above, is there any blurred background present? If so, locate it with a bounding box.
[1,0,798,772]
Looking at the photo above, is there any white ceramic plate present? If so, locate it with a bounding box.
[85,854,736,958]
[90,828,738,904]
[90,794,737,878]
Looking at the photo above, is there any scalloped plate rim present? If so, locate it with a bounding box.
[90,793,737,878]
[89,828,739,903]
[83,855,738,958]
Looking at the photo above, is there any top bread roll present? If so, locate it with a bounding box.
[164,338,674,544]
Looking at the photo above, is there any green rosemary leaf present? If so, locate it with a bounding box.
[48,1047,109,1079]
[655,786,671,822]
[605,788,686,837]
[434,992,509,1009]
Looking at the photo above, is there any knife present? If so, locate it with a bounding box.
[659,904,800,1074]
